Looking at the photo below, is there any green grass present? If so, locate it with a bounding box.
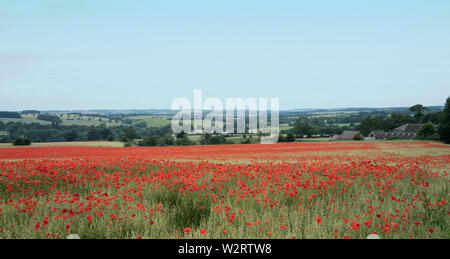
[0,114,51,125]
[1,161,447,239]
[280,126,294,131]
[128,115,171,127]
[59,114,123,127]
[0,114,123,127]
[330,123,360,127]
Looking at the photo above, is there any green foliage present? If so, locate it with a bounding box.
[37,114,62,124]
[225,139,235,145]
[121,126,137,142]
[426,132,441,141]
[170,192,211,231]
[88,128,113,141]
[353,132,364,141]
[174,135,195,146]
[107,133,115,141]
[359,116,384,136]
[149,188,212,231]
[358,112,418,136]
[416,122,435,140]
[22,128,63,142]
[292,117,317,138]
[21,110,40,115]
[286,133,296,142]
[240,137,252,144]
[384,113,416,129]
[423,111,442,124]
[0,111,21,118]
[278,133,296,143]
[13,137,31,146]
[409,104,429,122]
[386,136,399,140]
[199,133,227,145]
[438,97,450,144]
[63,130,78,141]
[0,136,8,143]
[139,136,160,146]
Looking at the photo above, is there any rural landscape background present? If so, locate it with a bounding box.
[1,0,449,240]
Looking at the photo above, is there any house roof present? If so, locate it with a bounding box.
[340,131,360,140]
[393,124,422,133]
[330,131,361,141]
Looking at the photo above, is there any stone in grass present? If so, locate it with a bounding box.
[367,234,380,239]
[67,234,81,239]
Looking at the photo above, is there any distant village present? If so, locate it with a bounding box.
[330,123,423,141]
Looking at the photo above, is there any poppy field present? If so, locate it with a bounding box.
[0,141,448,239]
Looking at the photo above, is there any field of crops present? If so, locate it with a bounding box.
[0,141,448,239]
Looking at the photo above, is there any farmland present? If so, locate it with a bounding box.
[128,116,172,127]
[0,114,173,128]
[0,141,448,239]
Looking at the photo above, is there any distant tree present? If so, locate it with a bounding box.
[240,138,252,144]
[13,137,31,146]
[383,113,416,130]
[409,104,429,122]
[87,129,101,140]
[37,114,62,124]
[438,97,450,144]
[353,132,364,141]
[422,111,442,124]
[161,134,174,146]
[24,128,63,142]
[174,135,195,146]
[199,133,226,145]
[416,122,436,140]
[64,130,78,141]
[286,132,295,142]
[107,133,115,141]
[359,116,384,136]
[123,119,133,125]
[122,126,137,141]
[199,133,212,145]
[21,110,40,115]
[210,134,227,145]
[98,127,113,139]
[293,117,317,138]
[0,111,21,118]
[0,136,9,143]
[176,131,186,139]
[139,136,160,146]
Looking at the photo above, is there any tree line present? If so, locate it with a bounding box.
[0,121,172,144]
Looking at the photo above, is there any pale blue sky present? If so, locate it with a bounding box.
[0,0,449,110]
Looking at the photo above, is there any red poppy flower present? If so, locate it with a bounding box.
[33,221,40,230]
[316,216,322,224]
